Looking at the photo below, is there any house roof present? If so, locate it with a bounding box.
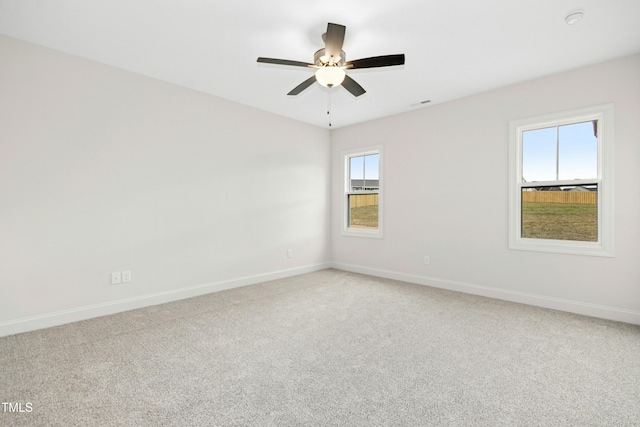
[1,1,639,129]
[350,179,379,189]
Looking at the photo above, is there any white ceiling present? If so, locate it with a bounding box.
[1,0,639,129]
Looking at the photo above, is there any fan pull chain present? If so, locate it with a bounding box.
[328,89,332,127]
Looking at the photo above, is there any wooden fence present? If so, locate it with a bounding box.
[350,192,595,207]
[349,194,379,208]
[522,191,597,205]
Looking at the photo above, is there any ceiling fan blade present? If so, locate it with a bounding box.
[324,23,346,61]
[287,76,317,96]
[342,75,366,97]
[346,54,405,69]
[257,57,314,68]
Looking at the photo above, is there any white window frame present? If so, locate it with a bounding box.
[342,145,383,238]
[508,104,614,257]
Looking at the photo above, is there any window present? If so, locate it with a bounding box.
[342,146,383,238]
[509,104,614,256]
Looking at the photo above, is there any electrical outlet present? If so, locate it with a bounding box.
[111,272,122,284]
[287,249,293,259]
[122,270,132,283]
[423,256,430,265]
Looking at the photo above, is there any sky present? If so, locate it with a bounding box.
[350,154,379,181]
[522,120,598,182]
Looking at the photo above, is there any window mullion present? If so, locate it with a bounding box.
[362,156,366,190]
[556,126,560,181]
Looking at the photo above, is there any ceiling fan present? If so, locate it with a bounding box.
[257,23,405,97]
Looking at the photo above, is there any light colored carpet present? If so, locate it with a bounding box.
[1,269,639,426]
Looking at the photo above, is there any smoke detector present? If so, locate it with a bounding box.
[565,10,585,25]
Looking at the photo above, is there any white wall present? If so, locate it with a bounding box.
[331,53,640,322]
[1,34,638,335]
[0,36,330,335]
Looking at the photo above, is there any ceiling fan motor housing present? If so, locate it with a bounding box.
[314,48,346,66]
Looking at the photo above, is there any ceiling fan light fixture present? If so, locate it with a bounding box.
[315,66,346,88]
[319,54,341,65]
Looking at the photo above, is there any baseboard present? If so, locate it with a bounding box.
[0,263,331,338]
[4,261,637,338]
[331,262,640,325]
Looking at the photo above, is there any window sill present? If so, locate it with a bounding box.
[509,238,613,257]
[341,227,384,239]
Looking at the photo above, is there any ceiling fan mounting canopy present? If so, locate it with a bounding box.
[257,23,405,97]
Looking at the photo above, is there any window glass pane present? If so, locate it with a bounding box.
[348,194,378,229]
[364,154,379,180]
[350,154,379,191]
[350,156,364,190]
[558,121,598,180]
[522,127,557,182]
[521,185,597,242]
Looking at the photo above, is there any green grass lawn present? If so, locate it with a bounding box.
[350,205,379,229]
[351,202,596,240]
[522,202,597,241]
